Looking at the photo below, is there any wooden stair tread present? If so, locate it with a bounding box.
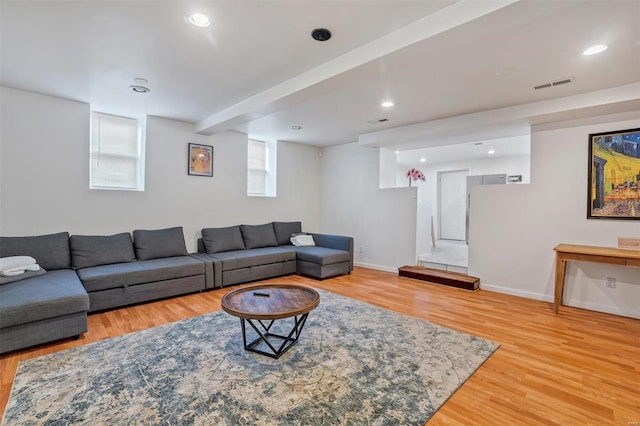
[398,265,479,291]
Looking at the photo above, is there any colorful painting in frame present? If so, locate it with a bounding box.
[188,143,213,177]
[587,128,640,220]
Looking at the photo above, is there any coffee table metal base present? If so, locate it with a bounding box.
[240,314,309,359]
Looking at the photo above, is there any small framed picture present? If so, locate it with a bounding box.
[188,143,213,177]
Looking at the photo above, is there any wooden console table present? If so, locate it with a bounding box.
[553,244,640,314]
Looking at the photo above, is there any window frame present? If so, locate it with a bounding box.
[247,139,276,197]
[89,110,146,191]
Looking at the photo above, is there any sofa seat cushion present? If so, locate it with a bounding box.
[212,247,296,272]
[0,270,89,328]
[293,246,351,266]
[77,256,205,293]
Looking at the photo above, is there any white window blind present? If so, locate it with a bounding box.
[248,139,267,195]
[90,111,144,190]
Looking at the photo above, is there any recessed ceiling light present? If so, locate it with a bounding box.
[395,150,399,154]
[187,13,210,27]
[129,85,150,93]
[420,158,426,162]
[488,148,495,155]
[292,126,303,130]
[583,44,607,56]
[381,101,394,108]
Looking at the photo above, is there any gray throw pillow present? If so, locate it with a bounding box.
[0,268,46,285]
[70,233,136,269]
[0,232,71,270]
[202,226,245,254]
[240,223,278,249]
[273,221,302,245]
[133,227,188,260]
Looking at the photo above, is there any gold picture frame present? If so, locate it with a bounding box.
[188,143,213,177]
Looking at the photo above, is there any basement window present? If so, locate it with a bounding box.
[247,139,276,197]
[90,111,145,191]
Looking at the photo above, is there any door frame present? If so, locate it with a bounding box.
[437,168,470,241]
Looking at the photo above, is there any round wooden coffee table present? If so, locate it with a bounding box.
[221,284,320,359]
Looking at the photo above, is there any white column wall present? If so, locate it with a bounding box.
[378,147,397,188]
[0,87,321,251]
[469,115,640,318]
[403,155,530,240]
[320,142,417,272]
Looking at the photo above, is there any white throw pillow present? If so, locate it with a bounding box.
[290,234,316,247]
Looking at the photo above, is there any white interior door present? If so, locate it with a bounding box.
[438,169,469,240]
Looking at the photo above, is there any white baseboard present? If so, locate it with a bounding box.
[481,284,640,319]
[564,299,640,319]
[480,283,553,303]
[417,253,432,261]
[354,262,398,274]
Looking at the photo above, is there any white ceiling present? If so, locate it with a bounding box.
[396,135,531,170]
[2,0,639,156]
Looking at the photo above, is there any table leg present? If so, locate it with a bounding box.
[242,314,310,359]
[554,254,566,314]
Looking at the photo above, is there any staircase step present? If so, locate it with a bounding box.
[398,265,479,291]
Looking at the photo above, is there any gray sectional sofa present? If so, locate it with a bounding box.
[0,222,352,354]
[0,227,208,354]
[196,222,353,287]
[71,228,209,312]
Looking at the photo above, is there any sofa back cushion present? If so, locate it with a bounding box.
[0,232,71,270]
[272,221,302,245]
[133,227,188,260]
[240,223,278,249]
[70,233,136,269]
[202,226,245,254]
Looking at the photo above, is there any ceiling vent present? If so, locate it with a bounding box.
[534,77,573,90]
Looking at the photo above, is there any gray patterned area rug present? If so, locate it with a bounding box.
[3,289,499,425]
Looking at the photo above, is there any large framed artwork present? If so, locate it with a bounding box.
[587,128,640,220]
[188,143,213,177]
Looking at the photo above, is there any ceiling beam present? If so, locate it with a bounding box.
[358,83,640,149]
[194,0,520,135]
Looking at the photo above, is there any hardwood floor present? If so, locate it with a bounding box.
[1,267,639,425]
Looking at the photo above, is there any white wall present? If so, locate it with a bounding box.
[408,155,530,240]
[470,114,640,318]
[378,147,397,189]
[320,142,417,272]
[0,87,321,250]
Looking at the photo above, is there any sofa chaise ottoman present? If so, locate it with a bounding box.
[0,232,89,354]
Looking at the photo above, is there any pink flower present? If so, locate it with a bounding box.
[406,168,426,182]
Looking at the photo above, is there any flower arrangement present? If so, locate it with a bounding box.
[406,168,426,187]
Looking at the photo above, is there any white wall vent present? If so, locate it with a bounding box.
[534,77,573,90]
